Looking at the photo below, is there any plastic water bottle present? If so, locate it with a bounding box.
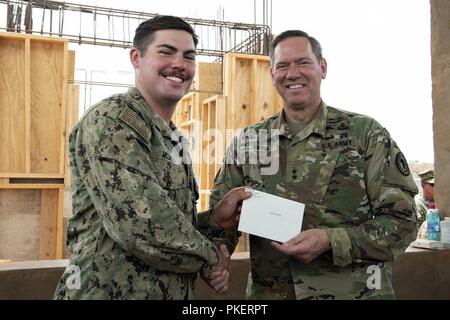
[440,217,450,244]
[426,204,441,241]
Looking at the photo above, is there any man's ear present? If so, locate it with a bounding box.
[320,58,328,79]
[130,48,140,68]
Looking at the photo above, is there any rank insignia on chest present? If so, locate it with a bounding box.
[291,168,298,180]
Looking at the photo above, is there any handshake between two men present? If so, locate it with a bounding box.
[201,187,332,294]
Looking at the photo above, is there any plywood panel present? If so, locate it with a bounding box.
[215,96,227,174]
[199,191,210,212]
[65,85,79,188]
[67,50,76,81]
[56,187,64,259]
[233,58,252,129]
[194,62,222,92]
[223,53,281,133]
[223,55,235,130]
[39,189,59,260]
[0,189,41,261]
[198,95,227,213]
[25,38,31,173]
[206,101,216,190]
[253,59,281,122]
[200,101,210,190]
[0,38,26,173]
[30,40,65,174]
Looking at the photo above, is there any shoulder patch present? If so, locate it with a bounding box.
[118,108,151,142]
[395,152,410,176]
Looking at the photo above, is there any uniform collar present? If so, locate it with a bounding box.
[272,100,328,142]
[126,87,179,140]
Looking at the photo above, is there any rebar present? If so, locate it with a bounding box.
[1,0,271,57]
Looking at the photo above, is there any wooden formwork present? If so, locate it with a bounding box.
[223,53,283,135]
[192,62,222,93]
[0,32,68,177]
[174,62,222,179]
[65,51,80,188]
[176,54,282,252]
[0,183,64,260]
[0,32,78,261]
[223,53,283,251]
[198,95,227,211]
[176,92,202,178]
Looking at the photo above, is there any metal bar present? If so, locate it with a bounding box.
[58,3,62,36]
[40,0,46,34]
[110,9,114,44]
[14,4,22,32]
[78,2,81,43]
[25,0,32,33]
[122,10,125,44]
[93,7,96,45]
[50,2,53,35]
[0,0,272,58]
[1,0,268,29]
[270,0,272,31]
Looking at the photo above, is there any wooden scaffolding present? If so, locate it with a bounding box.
[0,32,78,261]
[174,53,283,252]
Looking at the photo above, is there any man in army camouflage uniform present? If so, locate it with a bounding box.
[416,169,435,239]
[54,15,250,300]
[205,30,418,299]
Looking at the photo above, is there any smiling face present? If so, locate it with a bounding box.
[130,29,196,109]
[271,36,327,115]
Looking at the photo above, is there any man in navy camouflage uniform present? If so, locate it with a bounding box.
[204,30,418,299]
[54,15,250,300]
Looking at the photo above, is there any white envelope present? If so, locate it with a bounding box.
[238,188,305,243]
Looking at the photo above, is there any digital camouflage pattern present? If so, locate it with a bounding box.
[54,87,218,300]
[204,101,418,300]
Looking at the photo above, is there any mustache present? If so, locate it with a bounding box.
[160,70,187,80]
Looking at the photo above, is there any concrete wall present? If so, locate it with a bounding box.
[0,260,68,300]
[392,250,450,300]
[0,254,250,300]
[431,0,450,217]
[1,251,450,300]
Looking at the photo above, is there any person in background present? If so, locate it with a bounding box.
[416,169,435,239]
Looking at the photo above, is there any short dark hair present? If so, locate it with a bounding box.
[133,15,198,53]
[269,30,323,63]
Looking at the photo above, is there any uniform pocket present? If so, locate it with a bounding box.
[150,158,187,190]
[150,157,195,220]
[287,152,338,204]
[323,150,367,218]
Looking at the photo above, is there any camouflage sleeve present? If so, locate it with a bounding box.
[75,116,218,275]
[324,120,418,267]
[414,195,428,225]
[197,138,243,254]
